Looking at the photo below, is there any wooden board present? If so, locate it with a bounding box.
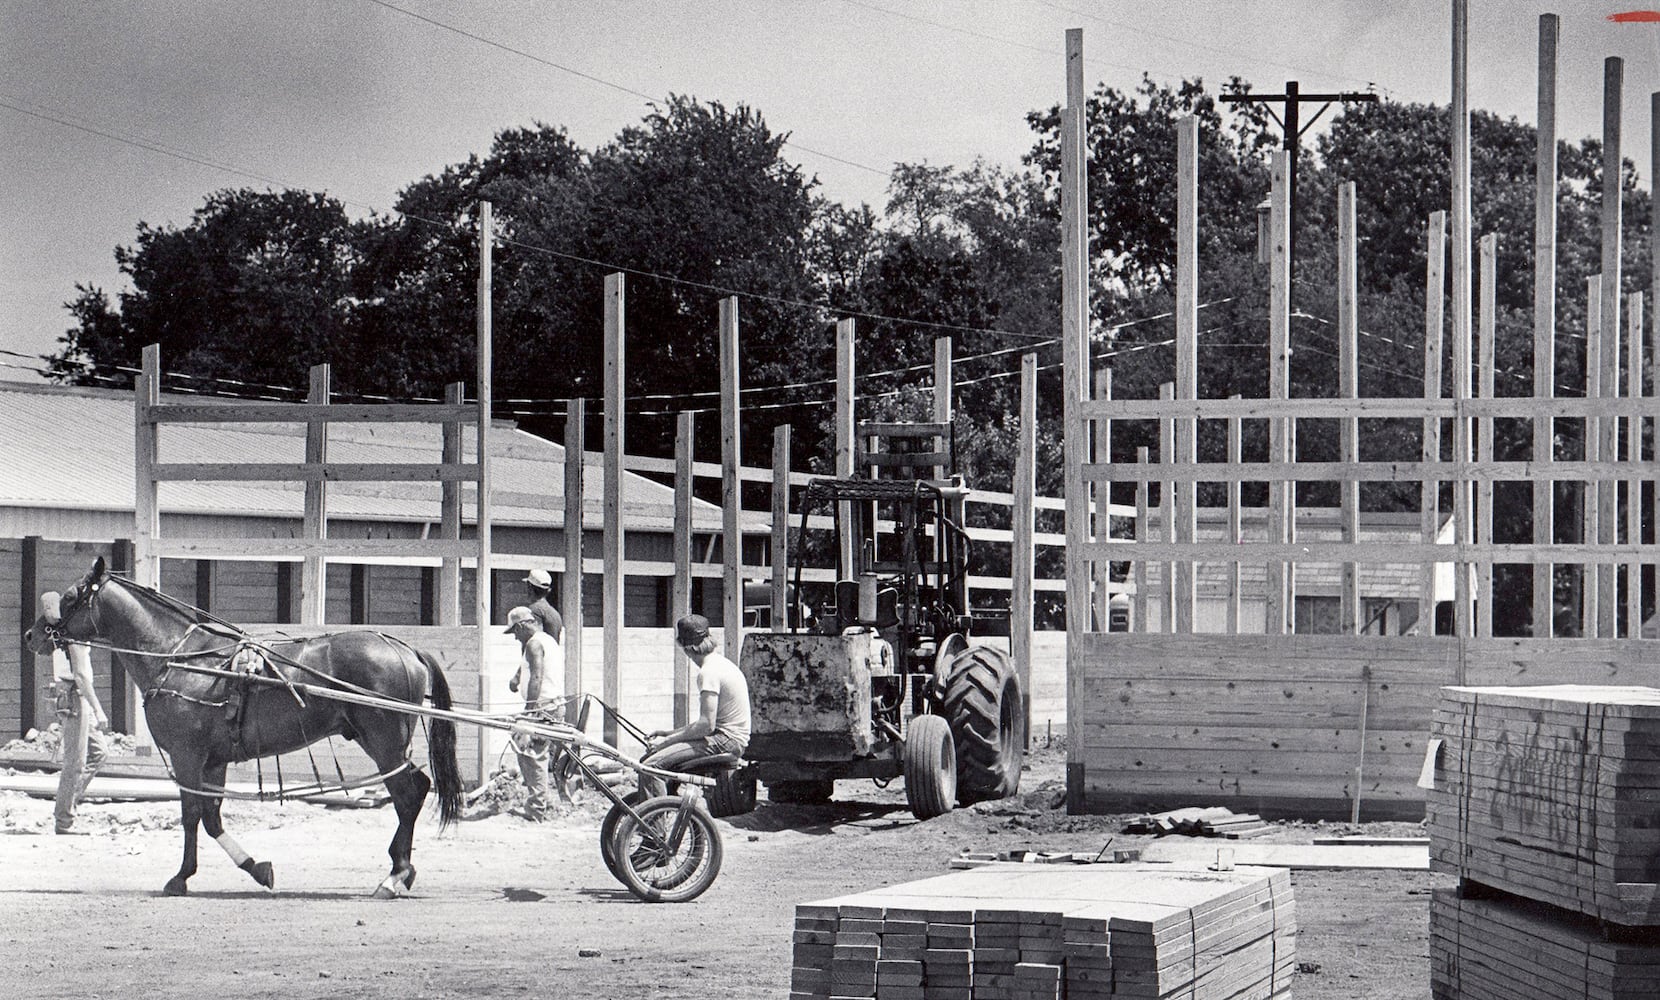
[1139,841,1428,870]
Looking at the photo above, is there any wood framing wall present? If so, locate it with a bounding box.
[1058,23,1659,818]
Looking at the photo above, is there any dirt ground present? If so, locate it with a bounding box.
[0,743,1440,1000]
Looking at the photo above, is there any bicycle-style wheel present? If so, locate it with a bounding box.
[608,794,724,903]
[599,789,650,883]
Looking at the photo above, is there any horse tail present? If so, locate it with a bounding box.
[418,650,465,830]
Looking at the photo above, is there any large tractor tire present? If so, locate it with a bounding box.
[903,713,957,820]
[942,645,1026,806]
[707,768,758,818]
[766,779,835,805]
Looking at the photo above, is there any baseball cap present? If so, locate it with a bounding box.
[523,569,552,589]
[675,614,711,647]
[503,606,537,633]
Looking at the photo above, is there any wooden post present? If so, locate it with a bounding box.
[835,318,856,575]
[476,201,494,782]
[934,337,953,480]
[1598,57,1624,638]
[1420,212,1446,634]
[439,382,464,626]
[1012,353,1037,739]
[1584,276,1601,639]
[672,411,695,726]
[1338,181,1360,634]
[1159,382,1175,633]
[602,272,625,747]
[134,344,161,592]
[1533,13,1558,636]
[1477,235,1496,639]
[1134,447,1150,634]
[1267,150,1291,635]
[1226,398,1242,634]
[1174,115,1198,634]
[562,396,585,725]
[1653,90,1660,635]
[301,364,330,625]
[18,535,39,738]
[1451,0,1473,645]
[1628,292,1643,636]
[771,424,791,632]
[1061,27,1090,807]
[720,297,744,653]
[1092,368,1112,629]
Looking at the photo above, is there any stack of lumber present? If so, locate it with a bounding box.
[1431,890,1660,999]
[1428,685,1660,1000]
[790,862,1294,1000]
[1121,807,1274,839]
[1428,685,1660,924]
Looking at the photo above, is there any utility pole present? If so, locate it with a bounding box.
[1220,81,1379,288]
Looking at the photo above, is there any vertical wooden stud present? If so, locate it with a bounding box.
[602,271,625,747]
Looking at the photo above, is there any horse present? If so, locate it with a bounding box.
[23,557,464,898]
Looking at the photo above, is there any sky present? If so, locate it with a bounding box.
[3,0,1659,385]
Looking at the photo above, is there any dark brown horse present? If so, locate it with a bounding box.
[23,558,463,897]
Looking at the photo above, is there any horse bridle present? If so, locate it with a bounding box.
[40,576,106,650]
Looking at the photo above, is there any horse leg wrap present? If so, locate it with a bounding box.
[215,833,252,867]
[373,873,406,899]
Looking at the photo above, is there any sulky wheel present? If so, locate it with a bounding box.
[608,794,724,903]
[942,645,1026,806]
[902,713,956,820]
[599,790,650,883]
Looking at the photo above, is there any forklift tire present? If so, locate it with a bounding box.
[903,713,957,820]
[766,779,835,805]
[707,769,758,818]
[943,646,1026,805]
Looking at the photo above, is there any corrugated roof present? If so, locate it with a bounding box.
[0,380,728,533]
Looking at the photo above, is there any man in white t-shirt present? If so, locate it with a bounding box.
[504,605,562,821]
[640,614,750,798]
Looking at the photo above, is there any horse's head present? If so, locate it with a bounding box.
[22,557,111,655]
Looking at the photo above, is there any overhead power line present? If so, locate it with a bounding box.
[361,0,889,178]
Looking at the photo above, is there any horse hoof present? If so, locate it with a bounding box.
[372,873,405,899]
[163,878,189,897]
[401,866,417,891]
[251,861,276,890]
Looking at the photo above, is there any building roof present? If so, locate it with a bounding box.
[0,379,729,534]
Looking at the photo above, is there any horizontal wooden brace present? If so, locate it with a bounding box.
[1079,396,1658,421]
[151,462,481,483]
[1073,539,1658,564]
[1081,459,1660,483]
[150,537,479,559]
[858,421,951,437]
[145,402,478,424]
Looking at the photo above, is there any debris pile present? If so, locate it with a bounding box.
[1121,805,1273,839]
[1,724,138,758]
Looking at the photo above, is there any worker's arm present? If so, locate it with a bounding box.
[522,641,547,708]
[648,689,718,749]
[67,643,108,730]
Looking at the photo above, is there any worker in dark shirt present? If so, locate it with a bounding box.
[523,569,564,643]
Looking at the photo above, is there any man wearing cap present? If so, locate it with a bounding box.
[523,569,564,643]
[38,593,109,835]
[504,605,562,821]
[638,614,751,798]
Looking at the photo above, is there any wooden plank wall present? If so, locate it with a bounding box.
[1073,633,1660,818]
[1,538,23,738]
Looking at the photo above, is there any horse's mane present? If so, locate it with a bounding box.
[108,573,251,640]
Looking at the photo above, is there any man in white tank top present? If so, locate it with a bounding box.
[505,605,562,821]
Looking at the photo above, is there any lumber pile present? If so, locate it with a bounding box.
[1428,685,1660,1000]
[790,862,1295,1000]
[1121,807,1274,839]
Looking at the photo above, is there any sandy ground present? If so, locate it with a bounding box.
[0,745,1440,1000]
